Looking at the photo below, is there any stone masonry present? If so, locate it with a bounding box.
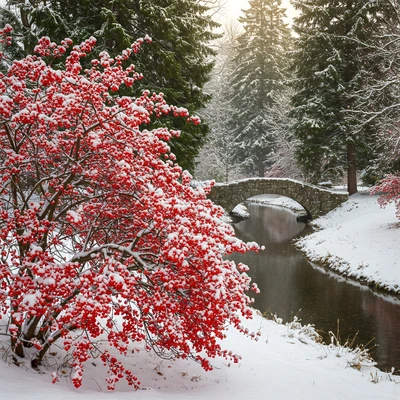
[208,178,349,220]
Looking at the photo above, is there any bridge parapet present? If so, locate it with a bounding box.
[208,178,348,219]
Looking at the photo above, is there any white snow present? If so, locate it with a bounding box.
[1,191,400,398]
[213,177,348,194]
[21,294,38,308]
[248,194,305,212]
[66,210,82,224]
[0,310,398,399]
[231,203,250,219]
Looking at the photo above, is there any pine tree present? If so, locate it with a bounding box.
[195,72,240,182]
[228,0,292,177]
[131,0,220,172]
[290,0,385,194]
[1,0,70,54]
[263,87,303,179]
[0,0,219,172]
[195,22,243,182]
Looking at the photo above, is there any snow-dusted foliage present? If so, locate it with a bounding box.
[0,0,220,172]
[349,0,400,184]
[0,32,260,389]
[228,0,292,178]
[195,22,243,182]
[264,88,303,179]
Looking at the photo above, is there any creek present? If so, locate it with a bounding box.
[228,202,400,373]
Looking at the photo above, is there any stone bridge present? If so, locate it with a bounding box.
[208,178,348,220]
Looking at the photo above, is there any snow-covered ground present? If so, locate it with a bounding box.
[0,310,398,400]
[1,190,400,399]
[296,191,400,295]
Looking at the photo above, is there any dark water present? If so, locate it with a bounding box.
[229,202,400,373]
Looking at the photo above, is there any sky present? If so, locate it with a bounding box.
[215,0,298,25]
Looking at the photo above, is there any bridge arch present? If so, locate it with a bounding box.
[207,178,348,220]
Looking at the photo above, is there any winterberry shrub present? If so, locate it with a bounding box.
[0,28,260,389]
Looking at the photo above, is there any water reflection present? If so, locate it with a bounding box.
[229,203,400,372]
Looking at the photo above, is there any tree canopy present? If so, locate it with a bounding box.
[228,0,292,177]
[290,0,389,194]
[0,0,220,171]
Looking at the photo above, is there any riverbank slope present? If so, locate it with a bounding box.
[295,191,400,295]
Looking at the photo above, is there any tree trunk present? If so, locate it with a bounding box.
[347,142,357,195]
[11,338,25,359]
[258,163,265,178]
[19,5,32,53]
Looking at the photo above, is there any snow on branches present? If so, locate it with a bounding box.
[0,30,259,389]
[371,174,400,221]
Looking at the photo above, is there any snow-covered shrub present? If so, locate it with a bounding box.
[0,30,260,389]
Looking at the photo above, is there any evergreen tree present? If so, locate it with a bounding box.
[2,0,70,54]
[195,22,243,182]
[195,72,239,182]
[131,0,219,172]
[228,0,292,177]
[0,0,219,172]
[290,0,385,194]
[263,87,303,179]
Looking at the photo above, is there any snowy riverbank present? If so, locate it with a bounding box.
[295,191,400,296]
[244,190,400,296]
